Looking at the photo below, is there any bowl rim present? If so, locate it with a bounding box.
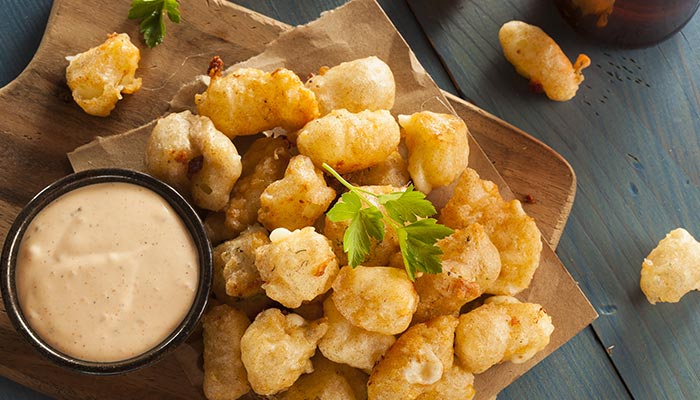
[0,168,212,375]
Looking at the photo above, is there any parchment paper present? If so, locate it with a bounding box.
[68,1,596,398]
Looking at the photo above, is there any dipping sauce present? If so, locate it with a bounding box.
[15,182,199,362]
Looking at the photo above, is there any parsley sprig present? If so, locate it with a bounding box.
[323,164,453,280]
[128,0,181,48]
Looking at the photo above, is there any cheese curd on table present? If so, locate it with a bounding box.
[15,182,199,362]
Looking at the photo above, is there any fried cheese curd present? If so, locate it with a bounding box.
[413,223,502,324]
[367,315,458,400]
[454,296,554,374]
[398,111,470,194]
[222,137,293,237]
[640,228,700,304]
[212,225,270,303]
[258,154,336,231]
[240,309,328,395]
[195,58,319,138]
[319,296,396,372]
[296,109,401,174]
[305,56,396,116]
[324,185,403,266]
[202,304,251,400]
[280,355,369,400]
[255,227,339,308]
[499,21,591,101]
[344,150,410,187]
[415,364,475,400]
[439,168,542,296]
[145,111,242,211]
[65,33,142,117]
[332,266,418,335]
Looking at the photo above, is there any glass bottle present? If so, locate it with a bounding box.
[555,0,700,47]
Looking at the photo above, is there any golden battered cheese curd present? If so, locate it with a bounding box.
[296,109,401,174]
[223,137,293,237]
[305,56,396,115]
[258,155,336,231]
[318,297,396,372]
[367,316,458,400]
[255,227,339,308]
[324,185,403,267]
[332,266,418,335]
[398,111,470,194]
[344,150,410,187]
[415,364,475,400]
[212,225,269,302]
[413,224,501,324]
[195,64,319,138]
[439,168,542,296]
[499,20,591,101]
[279,355,368,400]
[202,304,251,400]
[145,111,242,211]
[455,297,554,373]
[640,228,700,304]
[240,309,328,395]
[65,33,142,116]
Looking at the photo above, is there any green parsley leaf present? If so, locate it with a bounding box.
[322,163,454,280]
[379,185,437,224]
[344,207,384,267]
[397,218,454,279]
[128,0,181,48]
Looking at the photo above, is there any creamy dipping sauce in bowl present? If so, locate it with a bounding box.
[1,169,212,374]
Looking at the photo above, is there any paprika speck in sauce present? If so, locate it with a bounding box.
[15,182,199,362]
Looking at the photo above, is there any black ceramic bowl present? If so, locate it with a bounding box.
[0,168,212,375]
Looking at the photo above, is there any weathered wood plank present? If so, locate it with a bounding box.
[408,0,700,398]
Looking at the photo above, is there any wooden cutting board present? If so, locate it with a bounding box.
[0,0,576,398]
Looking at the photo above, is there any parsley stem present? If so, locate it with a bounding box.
[322,163,378,207]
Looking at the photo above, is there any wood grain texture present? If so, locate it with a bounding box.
[0,0,591,399]
[407,0,700,398]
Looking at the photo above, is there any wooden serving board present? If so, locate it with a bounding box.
[0,0,577,398]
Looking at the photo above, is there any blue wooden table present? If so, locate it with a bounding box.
[2,0,699,399]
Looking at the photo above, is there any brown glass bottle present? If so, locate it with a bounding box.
[555,0,700,47]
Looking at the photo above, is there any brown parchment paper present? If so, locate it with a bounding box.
[68,0,596,398]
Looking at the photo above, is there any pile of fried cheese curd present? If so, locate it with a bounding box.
[144,56,553,400]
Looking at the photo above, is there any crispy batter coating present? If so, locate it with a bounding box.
[224,137,293,236]
[240,309,328,395]
[319,296,396,371]
[499,20,591,101]
[255,227,339,308]
[65,33,141,116]
[145,111,242,211]
[324,185,403,266]
[640,228,700,304]
[332,266,418,335]
[398,112,470,194]
[212,225,270,302]
[195,65,319,138]
[367,316,458,400]
[439,168,542,296]
[413,224,501,324]
[415,364,475,400]
[305,56,396,115]
[455,297,554,373]
[345,150,410,187]
[279,355,368,400]
[258,155,336,231]
[453,302,510,374]
[296,109,401,174]
[202,304,251,400]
